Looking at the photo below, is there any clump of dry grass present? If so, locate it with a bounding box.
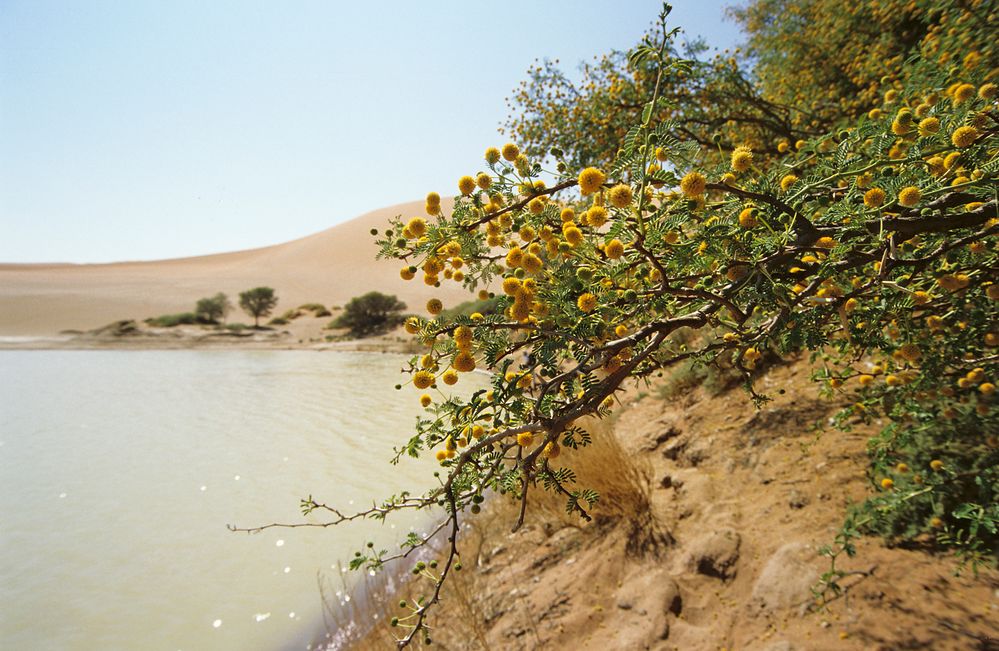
[526,417,670,555]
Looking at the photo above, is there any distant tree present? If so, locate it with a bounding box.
[239,287,278,328]
[195,292,231,324]
[332,291,407,337]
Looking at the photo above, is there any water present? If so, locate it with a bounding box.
[0,350,483,650]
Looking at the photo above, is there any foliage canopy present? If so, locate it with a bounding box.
[235,1,997,647]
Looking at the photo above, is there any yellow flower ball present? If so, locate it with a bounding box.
[898,186,921,207]
[516,431,534,447]
[453,352,476,373]
[406,217,427,238]
[485,147,501,165]
[738,207,758,228]
[608,184,633,208]
[578,167,606,195]
[780,174,798,191]
[917,117,940,137]
[404,317,421,334]
[731,147,753,172]
[952,83,975,103]
[680,171,706,198]
[413,370,435,390]
[605,239,625,259]
[501,143,520,161]
[400,267,416,281]
[564,227,583,247]
[577,293,597,313]
[458,175,476,196]
[864,188,886,208]
[426,298,443,315]
[880,478,894,490]
[587,206,609,228]
[814,236,836,249]
[420,394,432,408]
[951,126,979,148]
[475,172,492,190]
[442,369,459,385]
[501,276,521,296]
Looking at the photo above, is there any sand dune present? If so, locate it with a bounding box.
[0,198,470,336]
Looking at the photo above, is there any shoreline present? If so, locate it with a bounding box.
[0,324,421,354]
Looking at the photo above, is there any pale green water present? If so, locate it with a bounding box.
[0,350,481,650]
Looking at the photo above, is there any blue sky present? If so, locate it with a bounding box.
[0,1,743,263]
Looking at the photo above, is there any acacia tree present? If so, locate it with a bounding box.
[239,287,278,328]
[232,3,997,647]
[195,292,231,324]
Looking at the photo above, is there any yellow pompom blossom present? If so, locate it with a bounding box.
[560,207,575,223]
[501,277,521,296]
[951,126,979,148]
[501,143,520,161]
[980,83,998,100]
[452,352,476,373]
[858,374,875,387]
[930,459,944,472]
[952,83,975,103]
[458,175,476,196]
[413,370,435,390]
[815,236,837,248]
[577,293,598,313]
[898,186,921,207]
[738,207,758,228]
[780,174,798,191]
[608,184,633,208]
[406,217,427,238]
[577,167,606,195]
[404,317,421,334]
[420,394,432,408]
[564,226,583,247]
[516,431,534,447]
[400,267,416,281]
[441,369,459,386]
[680,171,706,197]
[587,206,609,227]
[980,383,996,396]
[777,140,790,153]
[506,247,524,268]
[522,253,544,274]
[426,192,441,207]
[917,117,940,136]
[731,147,753,172]
[426,298,443,315]
[881,478,895,490]
[484,147,501,165]
[435,450,448,462]
[543,442,561,459]
[605,238,625,259]
[864,188,886,208]
[475,172,492,190]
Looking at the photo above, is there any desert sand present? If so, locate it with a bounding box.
[0,198,467,339]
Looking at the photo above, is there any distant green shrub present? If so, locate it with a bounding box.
[298,303,333,318]
[331,291,407,337]
[145,312,200,327]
